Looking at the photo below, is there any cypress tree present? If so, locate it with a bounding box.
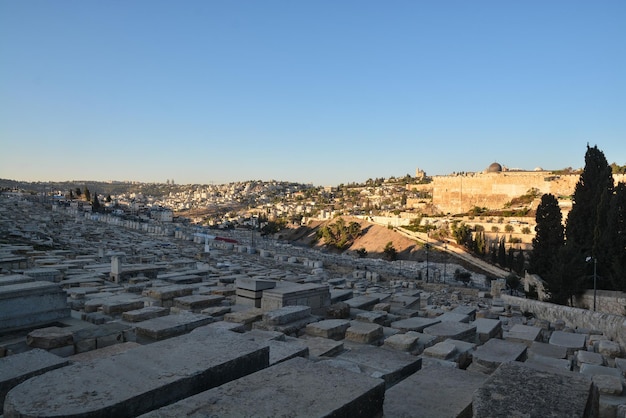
[605,183,626,290]
[529,194,564,277]
[564,144,614,294]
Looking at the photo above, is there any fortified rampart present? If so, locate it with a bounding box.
[415,171,626,215]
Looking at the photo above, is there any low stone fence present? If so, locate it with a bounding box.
[501,295,626,349]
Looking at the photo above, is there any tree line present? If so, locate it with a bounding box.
[528,145,626,305]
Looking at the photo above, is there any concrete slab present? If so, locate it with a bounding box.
[305,319,351,340]
[122,306,169,323]
[4,328,269,418]
[0,349,70,411]
[423,321,477,343]
[390,317,441,333]
[472,318,503,343]
[470,338,527,374]
[384,363,488,418]
[135,312,215,340]
[473,361,598,418]
[528,341,568,359]
[345,321,384,344]
[504,324,542,346]
[550,330,587,355]
[333,345,422,388]
[139,357,385,418]
[301,336,345,358]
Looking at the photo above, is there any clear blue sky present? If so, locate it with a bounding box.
[1,1,624,186]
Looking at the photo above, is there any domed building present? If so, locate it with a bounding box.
[486,162,503,173]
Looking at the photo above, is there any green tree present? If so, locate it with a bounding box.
[75,187,82,198]
[83,187,91,202]
[383,241,398,261]
[497,237,506,267]
[92,193,101,212]
[565,145,614,281]
[529,194,564,278]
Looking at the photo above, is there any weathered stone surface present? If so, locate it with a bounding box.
[356,311,387,325]
[550,330,587,355]
[473,361,598,418]
[592,374,623,395]
[70,342,142,362]
[525,354,573,372]
[223,308,264,327]
[344,295,380,310]
[302,336,345,358]
[173,294,224,311]
[423,341,457,361]
[580,363,623,379]
[305,319,350,340]
[384,363,488,418]
[139,357,385,418]
[4,328,269,418]
[423,321,476,343]
[383,333,420,352]
[470,338,527,374]
[528,341,568,359]
[263,305,311,325]
[0,281,70,334]
[122,306,169,323]
[235,277,276,291]
[472,318,502,343]
[577,350,605,367]
[145,285,193,301]
[504,324,542,346]
[135,312,215,340]
[333,345,422,388]
[436,312,470,323]
[0,349,70,411]
[390,317,441,333]
[345,321,384,344]
[597,340,622,359]
[26,326,74,349]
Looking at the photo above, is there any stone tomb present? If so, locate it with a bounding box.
[332,344,422,388]
[135,312,215,340]
[473,361,598,417]
[139,357,385,418]
[390,317,441,333]
[384,363,488,418]
[469,338,528,374]
[423,321,477,343]
[0,281,70,334]
[0,349,70,411]
[4,328,269,418]
[261,282,330,313]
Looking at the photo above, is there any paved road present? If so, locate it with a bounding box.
[395,227,510,279]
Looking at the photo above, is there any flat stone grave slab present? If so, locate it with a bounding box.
[390,317,441,333]
[173,294,224,312]
[473,361,597,417]
[139,357,385,418]
[162,274,202,284]
[345,321,384,344]
[300,336,345,358]
[451,305,477,320]
[472,318,502,343]
[144,285,194,300]
[525,354,573,372]
[504,324,542,346]
[344,295,380,310]
[579,363,623,379]
[70,342,142,362]
[550,330,587,355]
[356,311,387,325]
[235,277,276,291]
[333,345,422,388]
[436,312,470,323]
[470,338,527,374]
[528,341,568,359]
[135,312,215,340]
[0,349,70,411]
[423,321,476,343]
[223,307,264,328]
[4,329,269,418]
[122,306,169,323]
[266,337,309,365]
[384,363,488,418]
[305,319,351,340]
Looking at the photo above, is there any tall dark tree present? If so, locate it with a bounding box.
[605,183,626,290]
[564,145,614,293]
[528,194,564,277]
[92,193,101,212]
[497,236,506,267]
[83,187,91,202]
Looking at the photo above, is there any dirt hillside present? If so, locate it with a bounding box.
[279,216,445,263]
